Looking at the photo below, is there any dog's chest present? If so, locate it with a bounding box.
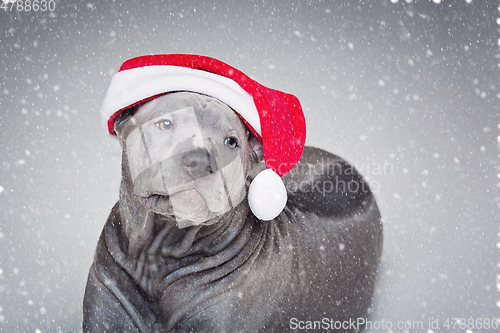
[113,216,297,330]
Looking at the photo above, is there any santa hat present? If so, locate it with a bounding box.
[100,54,306,221]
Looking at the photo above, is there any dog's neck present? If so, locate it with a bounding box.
[109,154,262,300]
[107,197,251,299]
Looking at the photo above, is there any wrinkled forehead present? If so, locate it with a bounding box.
[123,92,245,136]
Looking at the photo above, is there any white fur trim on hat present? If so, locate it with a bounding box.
[99,65,262,135]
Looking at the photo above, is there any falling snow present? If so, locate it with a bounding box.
[0,0,498,331]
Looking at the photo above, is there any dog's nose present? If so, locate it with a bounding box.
[182,148,218,179]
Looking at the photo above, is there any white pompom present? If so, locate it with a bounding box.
[248,169,287,221]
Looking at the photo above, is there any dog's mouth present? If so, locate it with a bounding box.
[140,194,168,212]
[139,189,216,228]
[132,166,245,228]
[138,182,203,214]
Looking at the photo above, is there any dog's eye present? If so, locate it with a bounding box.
[155,119,173,130]
[224,136,238,149]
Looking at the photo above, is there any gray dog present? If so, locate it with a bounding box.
[83,91,382,332]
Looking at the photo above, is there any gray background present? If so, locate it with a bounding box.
[0,0,498,332]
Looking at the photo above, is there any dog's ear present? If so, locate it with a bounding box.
[114,105,140,136]
[248,131,264,164]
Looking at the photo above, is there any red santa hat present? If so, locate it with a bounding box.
[100,54,306,221]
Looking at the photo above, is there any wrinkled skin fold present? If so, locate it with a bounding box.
[83,92,383,332]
